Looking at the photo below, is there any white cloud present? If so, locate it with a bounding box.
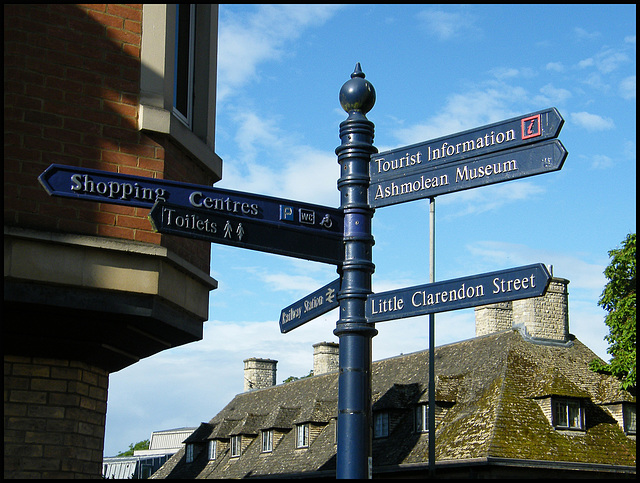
[217,4,343,102]
[619,75,636,100]
[570,111,615,131]
[417,8,480,41]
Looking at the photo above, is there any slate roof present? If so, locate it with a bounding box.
[152,330,635,479]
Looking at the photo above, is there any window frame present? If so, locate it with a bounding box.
[207,439,216,460]
[230,435,241,457]
[623,403,636,435]
[373,411,389,438]
[173,4,195,129]
[415,403,429,433]
[185,443,194,463]
[261,429,273,453]
[552,397,584,430]
[296,423,309,448]
[139,4,221,178]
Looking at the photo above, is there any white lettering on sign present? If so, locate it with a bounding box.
[189,191,259,216]
[411,282,485,308]
[492,274,536,293]
[71,174,167,203]
[373,174,450,201]
[371,128,517,176]
[162,207,245,241]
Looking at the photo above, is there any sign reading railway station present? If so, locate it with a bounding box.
[279,278,341,333]
[366,263,551,323]
[38,164,344,238]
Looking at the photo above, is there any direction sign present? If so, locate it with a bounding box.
[366,263,551,323]
[148,201,343,266]
[38,164,344,237]
[280,278,341,333]
[369,139,567,208]
[370,107,564,182]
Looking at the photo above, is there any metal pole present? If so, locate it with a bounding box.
[428,197,436,475]
[334,63,378,479]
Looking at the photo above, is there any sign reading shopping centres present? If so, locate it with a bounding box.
[366,264,551,323]
[38,164,344,238]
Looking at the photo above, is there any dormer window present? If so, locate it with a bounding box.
[261,430,273,453]
[296,423,309,448]
[373,411,389,438]
[230,435,241,457]
[208,440,216,460]
[415,403,429,433]
[185,443,194,463]
[553,398,584,430]
[623,403,636,435]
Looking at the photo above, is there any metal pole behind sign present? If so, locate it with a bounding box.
[428,197,436,475]
[334,64,378,479]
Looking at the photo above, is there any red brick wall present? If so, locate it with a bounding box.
[4,4,214,270]
[4,355,109,479]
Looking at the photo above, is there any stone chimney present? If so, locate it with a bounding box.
[243,358,277,391]
[475,277,570,342]
[313,342,339,375]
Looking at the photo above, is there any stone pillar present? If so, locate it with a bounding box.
[313,342,339,375]
[243,358,277,392]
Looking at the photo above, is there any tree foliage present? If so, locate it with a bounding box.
[589,233,636,390]
[116,439,150,457]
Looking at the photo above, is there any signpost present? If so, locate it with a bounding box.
[366,263,551,323]
[370,139,567,208]
[38,164,344,238]
[38,64,569,479]
[148,201,343,266]
[279,278,341,333]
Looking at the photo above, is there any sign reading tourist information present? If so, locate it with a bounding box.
[38,164,344,238]
[280,278,341,333]
[366,264,551,323]
[370,139,567,208]
[148,202,343,265]
[370,108,563,182]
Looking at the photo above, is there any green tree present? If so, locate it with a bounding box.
[116,439,150,457]
[589,233,636,390]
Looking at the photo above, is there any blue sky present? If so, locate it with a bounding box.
[103,4,636,456]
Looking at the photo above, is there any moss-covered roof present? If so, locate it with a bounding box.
[152,330,635,479]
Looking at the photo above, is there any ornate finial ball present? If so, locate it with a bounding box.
[339,63,376,114]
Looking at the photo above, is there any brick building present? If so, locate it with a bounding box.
[4,4,221,478]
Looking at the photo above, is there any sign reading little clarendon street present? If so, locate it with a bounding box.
[366,263,551,323]
[370,107,563,182]
[148,201,343,265]
[369,139,567,208]
[38,164,344,238]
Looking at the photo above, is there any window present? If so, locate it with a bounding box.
[139,4,221,177]
[230,435,241,457]
[373,412,389,438]
[185,443,194,463]
[261,430,273,453]
[208,440,216,460]
[415,404,429,433]
[624,404,636,435]
[296,423,309,448]
[173,4,195,128]
[553,398,584,430]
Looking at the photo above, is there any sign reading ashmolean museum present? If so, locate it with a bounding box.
[369,139,567,208]
[366,264,551,323]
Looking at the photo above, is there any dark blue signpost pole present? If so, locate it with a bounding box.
[334,64,378,479]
